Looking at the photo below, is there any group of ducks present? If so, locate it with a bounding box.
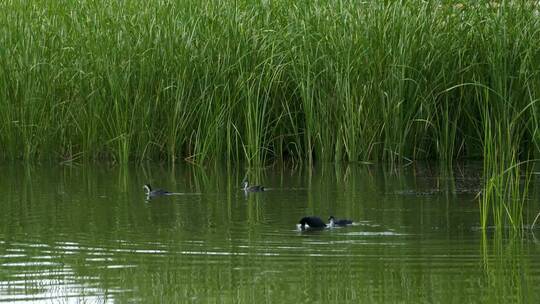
[143,182,354,230]
[142,181,264,199]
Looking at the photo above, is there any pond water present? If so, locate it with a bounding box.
[0,163,539,303]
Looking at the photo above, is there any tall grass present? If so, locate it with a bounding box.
[0,0,537,165]
[1,0,540,228]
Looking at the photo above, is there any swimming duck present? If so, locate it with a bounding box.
[143,184,172,198]
[328,216,353,227]
[242,181,265,192]
[299,216,327,230]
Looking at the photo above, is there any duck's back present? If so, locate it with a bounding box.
[299,216,326,228]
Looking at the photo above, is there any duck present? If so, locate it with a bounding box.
[299,216,327,230]
[143,184,172,198]
[242,181,265,192]
[328,216,353,227]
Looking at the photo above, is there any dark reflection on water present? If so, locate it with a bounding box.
[0,163,539,303]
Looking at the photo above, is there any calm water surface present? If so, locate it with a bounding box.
[0,163,539,303]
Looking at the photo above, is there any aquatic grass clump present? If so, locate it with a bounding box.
[464,2,540,232]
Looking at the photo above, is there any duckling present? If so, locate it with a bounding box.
[242,181,265,192]
[143,184,172,198]
[328,216,353,227]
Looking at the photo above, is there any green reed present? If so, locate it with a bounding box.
[468,2,539,232]
[0,0,536,163]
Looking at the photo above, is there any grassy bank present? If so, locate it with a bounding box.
[1,0,538,166]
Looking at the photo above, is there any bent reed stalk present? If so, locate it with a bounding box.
[1,1,540,228]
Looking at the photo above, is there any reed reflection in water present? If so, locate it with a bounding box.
[0,163,539,303]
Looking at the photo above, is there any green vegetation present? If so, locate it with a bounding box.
[1,1,539,228]
[0,0,538,164]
